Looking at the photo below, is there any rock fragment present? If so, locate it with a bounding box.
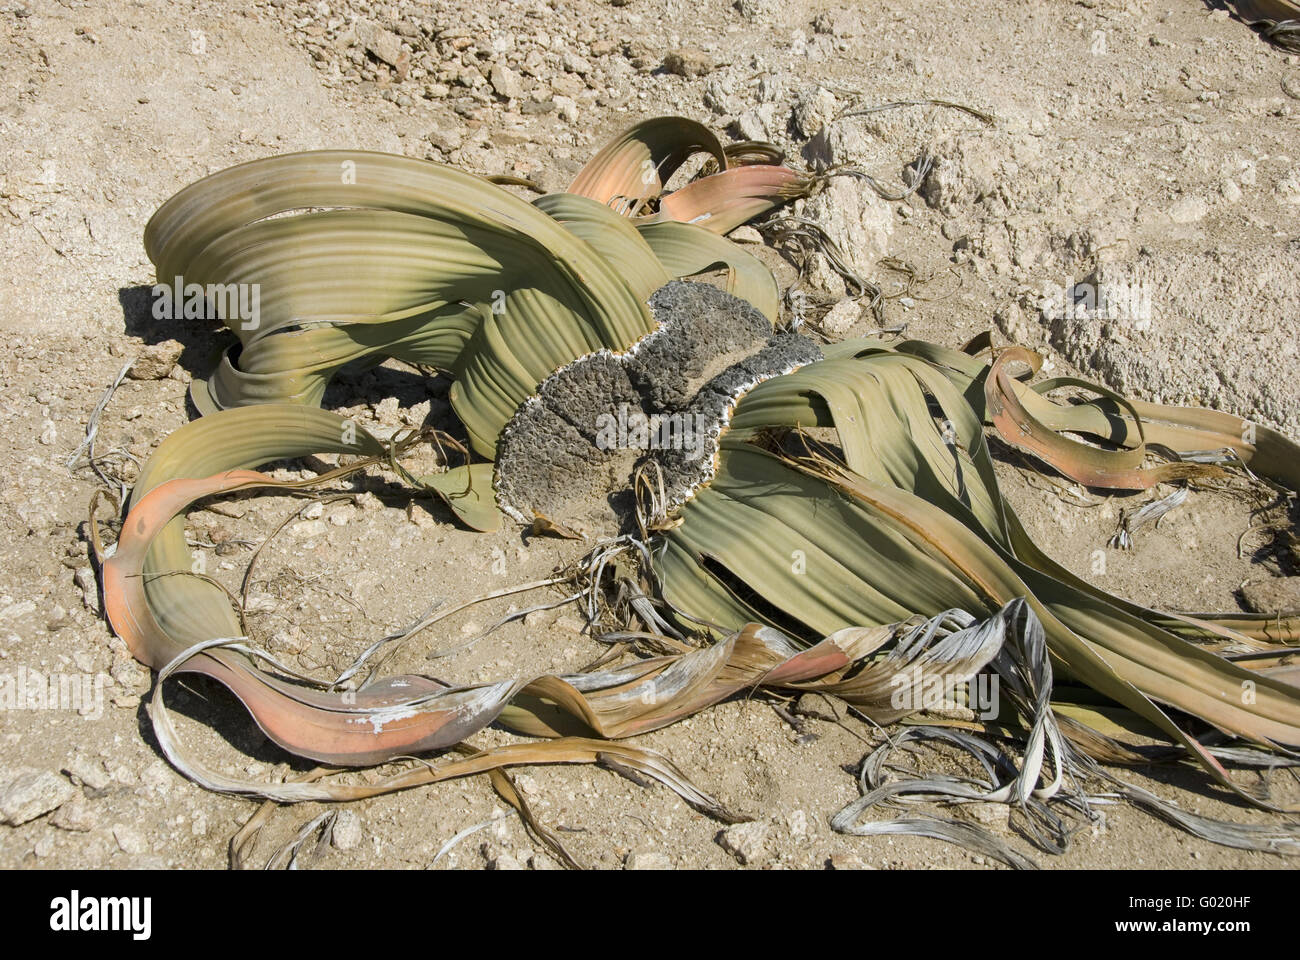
[0,769,76,826]
[356,21,405,71]
[717,820,770,865]
[819,299,861,336]
[663,48,713,78]
[791,86,837,139]
[332,808,363,850]
[489,63,523,100]
[63,756,111,792]
[51,796,98,832]
[128,340,183,380]
[112,822,148,855]
[624,850,674,869]
[1168,195,1209,223]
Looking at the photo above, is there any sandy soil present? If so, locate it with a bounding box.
[0,0,1298,869]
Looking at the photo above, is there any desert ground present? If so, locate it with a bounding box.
[0,0,1298,869]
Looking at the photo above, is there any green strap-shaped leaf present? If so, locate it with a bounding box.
[636,220,780,322]
[418,463,502,532]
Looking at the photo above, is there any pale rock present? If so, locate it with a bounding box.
[128,340,183,380]
[356,491,384,512]
[332,808,363,850]
[489,813,511,843]
[489,62,523,100]
[406,501,438,528]
[717,820,770,865]
[521,608,551,628]
[553,95,579,123]
[112,822,147,855]
[428,127,463,153]
[1168,195,1209,223]
[0,599,36,621]
[356,21,405,70]
[919,133,1004,215]
[802,124,876,173]
[290,519,328,538]
[63,756,111,792]
[74,566,100,615]
[820,299,861,336]
[46,604,69,631]
[732,104,776,141]
[623,38,658,73]
[562,51,592,76]
[791,86,837,140]
[139,759,174,795]
[1045,248,1300,437]
[109,657,148,689]
[400,399,431,427]
[50,796,98,832]
[702,77,741,116]
[0,769,76,825]
[244,592,277,614]
[798,176,894,295]
[941,219,969,241]
[994,299,1038,346]
[268,629,306,655]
